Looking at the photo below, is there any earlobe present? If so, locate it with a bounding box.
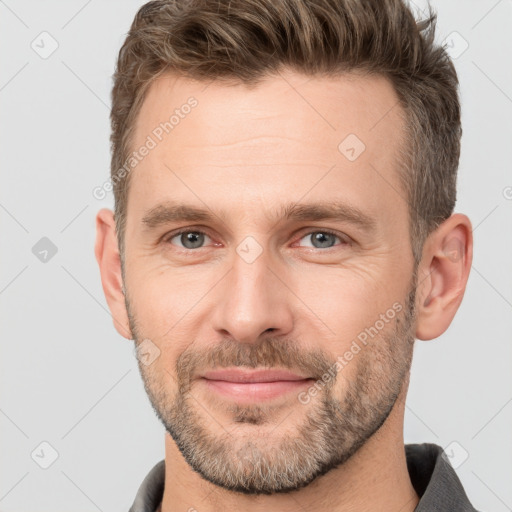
[94,208,133,340]
[415,213,473,341]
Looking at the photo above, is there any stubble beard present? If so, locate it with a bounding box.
[126,282,417,495]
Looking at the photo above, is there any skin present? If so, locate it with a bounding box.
[95,68,473,511]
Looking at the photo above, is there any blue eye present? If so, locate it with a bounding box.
[164,229,347,251]
[168,230,212,249]
[297,231,344,249]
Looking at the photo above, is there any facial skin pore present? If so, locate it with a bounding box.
[95,68,473,512]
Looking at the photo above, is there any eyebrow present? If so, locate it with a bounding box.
[141,200,377,233]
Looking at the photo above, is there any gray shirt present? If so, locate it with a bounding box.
[129,443,480,511]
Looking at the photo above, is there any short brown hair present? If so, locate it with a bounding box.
[110,0,461,266]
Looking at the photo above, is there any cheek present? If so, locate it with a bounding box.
[128,261,207,324]
[291,267,401,351]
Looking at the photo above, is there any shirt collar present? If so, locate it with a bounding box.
[405,443,479,511]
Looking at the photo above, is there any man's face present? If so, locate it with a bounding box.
[122,69,417,493]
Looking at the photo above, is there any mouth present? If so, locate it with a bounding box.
[199,368,315,402]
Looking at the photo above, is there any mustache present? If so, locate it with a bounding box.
[175,337,337,389]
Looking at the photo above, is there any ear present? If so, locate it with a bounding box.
[415,213,473,341]
[94,208,132,340]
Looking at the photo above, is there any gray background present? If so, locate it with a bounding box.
[1,0,511,510]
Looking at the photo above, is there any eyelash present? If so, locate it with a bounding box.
[163,228,350,251]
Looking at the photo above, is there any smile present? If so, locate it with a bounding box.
[200,368,315,402]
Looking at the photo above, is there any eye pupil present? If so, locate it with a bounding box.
[181,231,204,249]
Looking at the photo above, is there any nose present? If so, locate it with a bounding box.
[211,248,294,344]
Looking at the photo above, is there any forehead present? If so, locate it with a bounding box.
[133,68,405,150]
[127,68,408,231]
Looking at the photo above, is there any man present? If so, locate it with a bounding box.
[95,0,479,510]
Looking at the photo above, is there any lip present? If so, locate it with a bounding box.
[200,368,314,402]
[202,368,309,382]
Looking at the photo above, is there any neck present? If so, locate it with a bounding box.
[160,377,419,512]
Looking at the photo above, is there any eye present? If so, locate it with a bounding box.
[166,230,212,249]
[163,228,349,252]
[296,230,347,249]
